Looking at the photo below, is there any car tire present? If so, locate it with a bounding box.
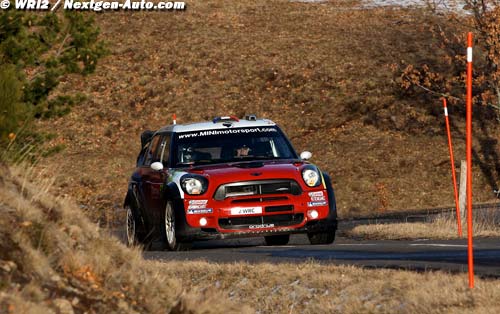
[126,205,153,250]
[164,201,192,251]
[126,205,144,247]
[264,234,290,246]
[307,230,335,245]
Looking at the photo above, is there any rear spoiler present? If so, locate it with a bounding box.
[140,130,155,148]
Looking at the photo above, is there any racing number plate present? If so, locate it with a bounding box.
[230,206,263,215]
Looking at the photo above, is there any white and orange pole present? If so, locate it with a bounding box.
[173,113,177,125]
[466,32,474,288]
[443,98,463,237]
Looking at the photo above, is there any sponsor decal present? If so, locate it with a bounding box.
[187,205,207,209]
[189,200,208,205]
[311,196,326,201]
[187,208,213,214]
[187,199,209,210]
[307,201,328,207]
[168,169,189,198]
[177,127,278,139]
[249,223,275,229]
[230,206,262,215]
[308,191,324,197]
[308,191,325,202]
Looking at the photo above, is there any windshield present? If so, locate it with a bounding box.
[172,126,298,167]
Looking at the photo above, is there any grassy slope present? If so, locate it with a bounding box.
[0,163,248,314]
[162,261,500,314]
[2,163,500,314]
[36,0,500,222]
[344,220,500,240]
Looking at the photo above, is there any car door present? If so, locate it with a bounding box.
[129,140,151,227]
[141,133,171,226]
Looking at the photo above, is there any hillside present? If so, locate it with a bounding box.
[35,0,500,222]
[2,162,500,314]
[0,163,247,313]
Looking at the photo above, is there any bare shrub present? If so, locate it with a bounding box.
[345,209,500,240]
[398,0,500,121]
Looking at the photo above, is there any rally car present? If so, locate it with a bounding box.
[124,115,337,250]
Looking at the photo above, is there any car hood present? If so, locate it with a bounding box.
[184,160,306,183]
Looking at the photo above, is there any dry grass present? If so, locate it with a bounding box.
[2,162,500,314]
[33,0,500,222]
[157,260,500,314]
[0,163,249,314]
[344,215,500,240]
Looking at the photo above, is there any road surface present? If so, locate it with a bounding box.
[143,235,500,278]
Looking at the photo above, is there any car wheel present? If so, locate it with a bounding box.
[126,205,140,247]
[264,234,290,246]
[307,230,335,245]
[164,201,192,251]
[126,205,152,250]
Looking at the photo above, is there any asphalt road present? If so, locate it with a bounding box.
[143,235,500,278]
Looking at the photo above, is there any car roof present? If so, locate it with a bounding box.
[157,118,277,134]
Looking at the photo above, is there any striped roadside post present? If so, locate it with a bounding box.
[466,32,474,289]
[442,98,463,237]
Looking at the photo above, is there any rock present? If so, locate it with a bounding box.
[289,279,300,286]
[50,275,61,283]
[117,300,129,311]
[71,297,80,306]
[0,261,17,273]
[53,298,74,314]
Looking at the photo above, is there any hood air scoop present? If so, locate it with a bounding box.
[232,161,264,168]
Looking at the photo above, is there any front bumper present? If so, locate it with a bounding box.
[176,217,337,241]
[176,180,337,242]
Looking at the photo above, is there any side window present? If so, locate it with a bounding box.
[136,141,150,166]
[159,134,171,166]
[144,135,161,166]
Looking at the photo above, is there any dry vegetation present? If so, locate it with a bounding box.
[2,163,500,314]
[33,0,500,223]
[4,3,500,313]
[0,163,248,314]
[163,261,500,314]
[344,214,500,240]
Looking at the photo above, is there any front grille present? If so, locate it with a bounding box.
[231,196,289,204]
[214,180,301,200]
[265,205,293,213]
[218,213,304,230]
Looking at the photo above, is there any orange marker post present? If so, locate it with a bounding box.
[173,113,177,125]
[442,98,463,237]
[466,32,474,288]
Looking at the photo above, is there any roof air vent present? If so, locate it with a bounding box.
[245,114,257,121]
[213,116,240,123]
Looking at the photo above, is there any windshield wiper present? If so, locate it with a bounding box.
[253,156,279,160]
[176,162,195,167]
[176,160,223,167]
[228,156,281,164]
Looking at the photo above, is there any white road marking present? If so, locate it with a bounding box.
[256,245,297,248]
[410,244,468,248]
[336,244,377,246]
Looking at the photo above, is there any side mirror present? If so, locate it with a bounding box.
[151,161,164,171]
[300,151,312,160]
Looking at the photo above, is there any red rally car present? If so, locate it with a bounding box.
[124,115,337,250]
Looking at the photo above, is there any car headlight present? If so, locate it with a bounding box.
[181,175,208,195]
[302,167,321,187]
